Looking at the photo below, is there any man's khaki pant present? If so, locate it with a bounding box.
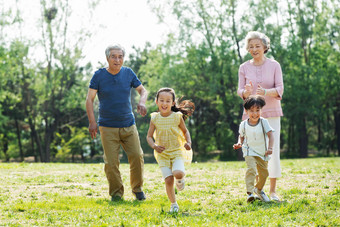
[245,156,268,193]
[99,125,144,197]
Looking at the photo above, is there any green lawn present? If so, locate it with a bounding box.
[0,157,339,226]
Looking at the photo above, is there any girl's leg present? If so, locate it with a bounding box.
[172,158,186,190]
[172,158,185,179]
[161,167,176,203]
[164,176,176,203]
[172,170,185,179]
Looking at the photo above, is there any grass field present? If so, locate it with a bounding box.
[0,157,339,226]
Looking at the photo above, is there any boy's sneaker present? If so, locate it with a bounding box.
[176,179,185,191]
[170,203,179,213]
[254,188,270,202]
[247,193,255,203]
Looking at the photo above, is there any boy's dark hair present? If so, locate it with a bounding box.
[156,87,195,120]
[243,95,266,110]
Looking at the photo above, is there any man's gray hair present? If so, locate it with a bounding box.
[245,31,271,53]
[105,44,125,58]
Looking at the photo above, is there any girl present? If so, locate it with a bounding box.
[233,95,274,203]
[147,87,195,213]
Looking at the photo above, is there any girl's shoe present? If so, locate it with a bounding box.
[170,203,179,213]
[270,193,281,202]
[176,179,185,191]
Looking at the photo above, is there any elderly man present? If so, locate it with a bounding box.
[86,44,148,201]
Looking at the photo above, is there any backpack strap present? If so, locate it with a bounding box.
[243,121,249,156]
[260,119,267,151]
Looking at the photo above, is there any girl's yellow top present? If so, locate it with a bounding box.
[151,111,193,168]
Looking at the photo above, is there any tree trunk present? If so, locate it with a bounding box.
[288,122,293,157]
[231,0,243,64]
[30,131,38,162]
[44,117,51,162]
[3,134,9,162]
[299,117,308,158]
[335,102,340,156]
[28,117,44,162]
[90,142,96,158]
[15,118,24,162]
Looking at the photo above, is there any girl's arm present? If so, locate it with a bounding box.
[265,131,274,156]
[179,117,192,150]
[146,121,165,153]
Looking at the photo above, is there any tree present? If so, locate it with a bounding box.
[0,0,98,162]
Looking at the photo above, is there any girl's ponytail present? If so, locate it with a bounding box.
[171,98,195,121]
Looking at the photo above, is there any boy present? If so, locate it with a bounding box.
[233,95,274,202]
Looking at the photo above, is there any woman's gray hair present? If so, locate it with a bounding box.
[105,44,125,58]
[245,31,271,53]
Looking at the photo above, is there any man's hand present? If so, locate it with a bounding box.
[88,122,98,139]
[137,103,147,117]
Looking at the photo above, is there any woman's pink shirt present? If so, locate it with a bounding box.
[237,58,284,120]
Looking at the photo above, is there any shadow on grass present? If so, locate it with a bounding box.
[248,199,288,208]
[95,198,147,206]
[160,210,193,218]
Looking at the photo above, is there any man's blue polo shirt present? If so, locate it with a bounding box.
[89,67,142,128]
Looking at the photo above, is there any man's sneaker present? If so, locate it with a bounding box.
[254,188,270,202]
[133,191,146,201]
[270,193,281,202]
[175,179,185,191]
[247,193,255,203]
[254,194,261,200]
[170,203,179,213]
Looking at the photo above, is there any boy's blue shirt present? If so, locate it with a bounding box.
[89,67,142,127]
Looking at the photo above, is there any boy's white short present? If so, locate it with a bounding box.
[160,158,185,179]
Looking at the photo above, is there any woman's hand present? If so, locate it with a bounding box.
[256,84,266,96]
[243,81,253,98]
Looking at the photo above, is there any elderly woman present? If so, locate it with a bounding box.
[237,31,284,202]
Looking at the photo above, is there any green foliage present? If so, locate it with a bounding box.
[0,0,98,162]
[54,126,90,162]
[0,0,339,162]
[142,0,340,159]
